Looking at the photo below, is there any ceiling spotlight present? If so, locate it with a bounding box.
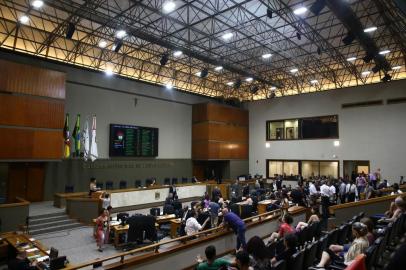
[200,68,208,78]
[392,66,402,70]
[310,79,318,84]
[364,26,377,33]
[381,73,392,83]
[290,68,299,73]
[347,57,357,61]
[262,53,272,59]
[32,0,44,8]
[115,30,127,39]
[296,32,302,40]
[234,79,242,89]
[112,39,123,52]
[226,81,234,86]
[267,8,273,19]
[19,15,29,24]
[361,71,371,76]
[363,52,375,63]
[222,32,234,40]
[245,77,253,82]
[160,53,169,66]
[105,67,114,76]
[195,71,201,77]
[293,7,308,15]
[270,86,276,90]
[98,40,107,48]
[163,1,176,13]
[173,50,183,57]
[379,50,390,55]
[214,66,223,71]
[310,0,326,15]
[342,32,355,46]
[165,83,173,89]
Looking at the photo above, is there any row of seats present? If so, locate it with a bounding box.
[64,177,192,192]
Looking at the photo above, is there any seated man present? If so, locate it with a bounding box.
[196,245,229,270]
[8,251,37,270]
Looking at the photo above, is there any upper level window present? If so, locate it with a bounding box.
[266,115,338,140]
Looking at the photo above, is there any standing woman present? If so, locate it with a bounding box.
[95,208,109,252]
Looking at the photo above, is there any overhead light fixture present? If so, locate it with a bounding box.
[222,32,234,40]
[290,68,299,73]
[265,142,271,148]
[245,77,253,82]
[310,0,326,15]
[381,73,392,83]
[226,81,234,86]
[379,50,390,55]
[310,79,318,84]
[105,67,114,76]
[361,71,371,76]
[112,39,123,52]
[296,32,302,40]
[270,86,276,90]
[214,66,223,71]
[200,68,209,78]
[162,1,176,13]
[32,0,44,8]
[293,7,308,15]
[262,53,272,59]
[173,50,183,57]
[160,54,169,66]
[392,66,402,70]
[115,30,127,39]
[98,40,107,48]
[364,26,377,33]
[195,71,201,77]
[165,83,173,89]
[334,140,340,147]
[19,15,29,24]
[347,57,357,61]
[267,8,273,19]
[342,32,355,46]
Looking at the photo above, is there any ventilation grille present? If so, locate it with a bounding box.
[341,100,383,109]
[387,97,406,105]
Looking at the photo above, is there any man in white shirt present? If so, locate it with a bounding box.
[339,180,347,203]
[346,181,358,202]
[185,211,209,236]
[320,181,331,218]
[329,181,336,204]
[309,181,319,206]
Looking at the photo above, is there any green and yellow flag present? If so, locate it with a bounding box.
[63,113,71,158]
[72,114,81,157]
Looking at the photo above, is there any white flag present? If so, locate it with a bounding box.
[90,115,98,162]
[82,118,90,161]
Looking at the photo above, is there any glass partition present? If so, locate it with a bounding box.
[301,161,320,179]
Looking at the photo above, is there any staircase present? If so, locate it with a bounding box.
[28,211,85,236]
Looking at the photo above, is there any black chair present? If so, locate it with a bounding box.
[163,204,175,215]
[119,181,127,189]
[181,177,188,184]
[117,213,129,224]
[150,208,161,216]
[64,185,74,193]
[229,204,240,217]
[316,235,328,260]
[287,249,305,270]
[171,178,178,185]
[96,182,103,189]
[273,259,286,270]
[105,181,113,190]
[164,178,171,185]
[303,241,318,270]
[365,240,379,270]
[240,205,253,219]
[327,228,339,246]
[337,223,351,245]
[145,179,153,186]
[135,180,142,188]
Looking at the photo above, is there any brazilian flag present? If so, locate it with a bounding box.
[72,114,81,157]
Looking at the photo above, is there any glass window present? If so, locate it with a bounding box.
[268,121,284,140]
[301,161,320,178]
[269,161,283,177]
[300,115,338,139]
[320,161,338,178]
[283,161,299,177]
[284,119,299,139]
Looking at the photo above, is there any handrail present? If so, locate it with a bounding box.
[64,208,294,270]
[0,197,30,208]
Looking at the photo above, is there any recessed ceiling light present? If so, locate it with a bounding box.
[165,83,173,89]
[245,77,253,82]
[262,53,272,59]
[195,71,201,76]
[361,71,371,76]
[226,81,234,86]
[32,0,44,8]
[105,68,114,76]
[222,32,234,40]
[379,50,390,55]
[392,66,402,70]
[290,68,299,73]
[293,7,308,15]
[98,40,107,48]
[115,30,127,39]
[173,50,183,57]
[310,79,318,84]
[347,57,357,61]
[19,15,29,24]
[270,86,276,90]
[334,140,340,147]
[363,26,377,33]
[162,1,176,13]
[214,66,223,71]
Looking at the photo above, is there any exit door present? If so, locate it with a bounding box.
[7,163,45,202]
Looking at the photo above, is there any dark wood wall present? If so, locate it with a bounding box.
[192,103,249,160]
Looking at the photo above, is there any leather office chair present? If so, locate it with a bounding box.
[119,181,127,189]
[164,178,171,185]
[135,180,142,188]
[105,181,113,190]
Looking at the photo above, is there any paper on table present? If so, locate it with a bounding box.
[37,256,50,262]
[29,238,35,241]
[26,248,39,252]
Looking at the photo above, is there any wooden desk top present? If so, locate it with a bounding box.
[258,200,277,205]
[2,233,49,262]
[156,214,176,223]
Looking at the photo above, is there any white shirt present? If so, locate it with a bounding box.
[339,183,346,195]
[309,183,318,196]
[346,183,358,196]
[329,185,336,195]
[185,217,202,235]
[391,190,403,195]
[320,184,331,197]
[102,198,111,209]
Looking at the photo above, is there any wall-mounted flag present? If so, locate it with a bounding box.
[90,115,98,162]
[63,113,71,158]
[72,114,81,157]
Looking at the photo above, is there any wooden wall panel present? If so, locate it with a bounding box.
[192,103,248,125]
[192,141,248,160]
[0,94,64,128]
[0,128,63,159]
[0,59,65,99]
[192,122,248,142]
